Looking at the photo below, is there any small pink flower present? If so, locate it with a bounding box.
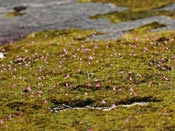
[125,118,129,123]
[65,74,70,79]
[66,83,69,87]
[8,115,12,120]
[169,38,174,41]
[171,56,175,59]
[77,69,81,73]
[128,76,132,81]
[129,88,134,92]
[136,73,141,77]
[44,100,48,104]
[87,83,91,87]
[58,65,62,69]
[119,71,124,74]
[94,45,98,49]
[143,47,148,52]
[88,56,93,60]
[73,54,76,58]
[37,90,43,95]
[63,48,67,53]
[162,76,169,81]
[163,112,168,116]
[24,86,31,92]
[111,104,116,108]
[134,93,138,97]
[0,119,3,124]
[148,81,152,87]
[30,92,34,98]
[11,83,16,89]
[102,100,106,104]
[96,83,101,88]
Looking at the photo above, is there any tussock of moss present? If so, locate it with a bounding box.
[0,28,175,130]
[5,12,25,17]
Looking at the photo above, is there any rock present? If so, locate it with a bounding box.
[13,5,27,12]
[0,0,175,44]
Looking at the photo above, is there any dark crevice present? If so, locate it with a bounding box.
[117,96,161,105]
[51,98,95,108]
[7,102,41,111]
[50,96,161,112]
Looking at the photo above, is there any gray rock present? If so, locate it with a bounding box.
[0,0,175,44]
[160,3,175,11]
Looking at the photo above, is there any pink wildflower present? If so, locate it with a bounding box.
[171,56,175,59]
[88,56,93,60]
[87,83,91,87]
[8,115,12,120]
[111,104,116,108]
[44,100,48,104]
[129,87,134,92]
[37,90,43,95]
[162,76,169,81]
[102,100,106,104]
[128,76,132,81]
[96,83,101,88]
[148,81,152,87]
[66,83,69,87]
[65,74,70,79]
[24,86,31,92]
[125,118,129,123]
[0,119,3,124]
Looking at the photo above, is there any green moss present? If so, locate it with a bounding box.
[80,0,174,11]
[129,22,167,34]
[5,12,25,17]
[80,0,175,23]
[91,9,175,23]
[0,28,175,130]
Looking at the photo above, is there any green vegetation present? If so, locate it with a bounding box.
[1,27,175,130]
[5,12,25,17]
[80,0,175,23]
[79,0,174,11]
[90,9,175,23]
[129,22,167,34]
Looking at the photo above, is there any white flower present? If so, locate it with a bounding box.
[0,52,4,59]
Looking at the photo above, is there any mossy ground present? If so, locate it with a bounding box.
[80,0,175,23]
[0,27,175,130]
